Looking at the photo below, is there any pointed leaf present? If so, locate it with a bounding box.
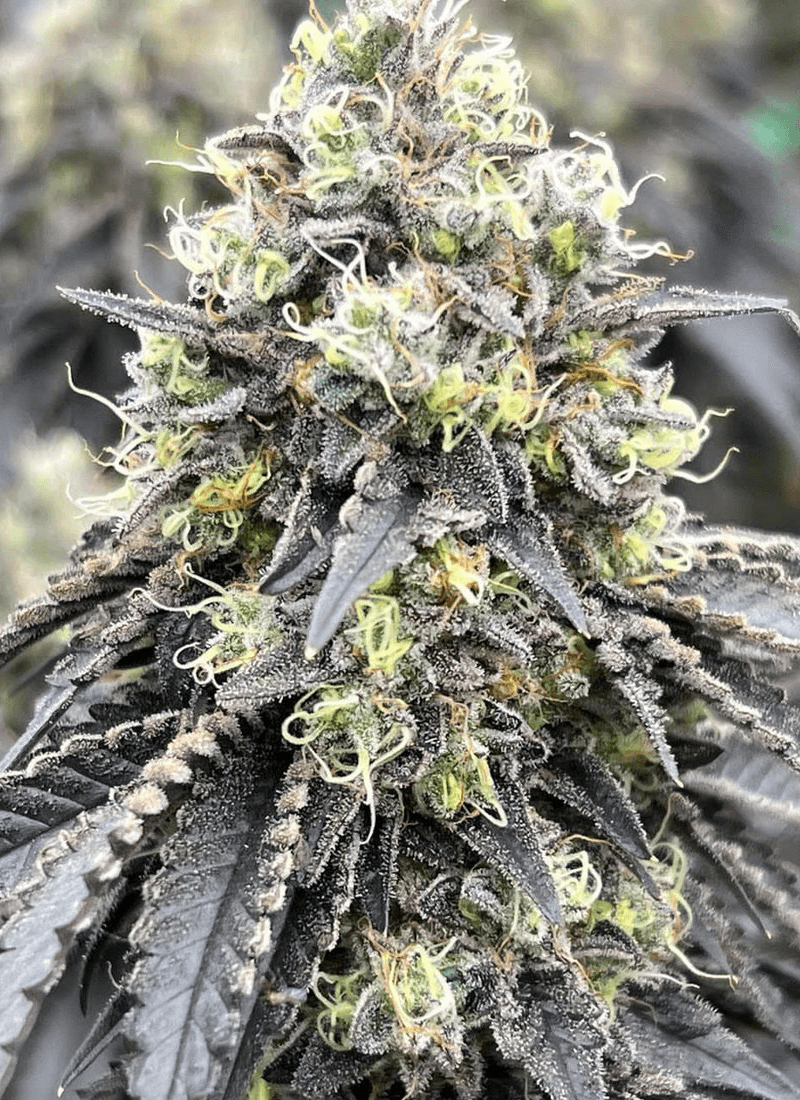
[58,287,209,340]
[0,554,153,668]
[294,781,362,888]
[670,645,800,767]
[0,801,143,1095]
[0,591,108,666]
[305,489,421,656]
[671,567,800,645]
[493,966,608,1100]
[0,712,169,896]
[221,828,361,1100]
[487,518,588,635]
[538,749,651,862]
[0,684,75,772]
[218,640,337,709]
[574,285,800,341]
[435,427,509,524]
[60,987,133,1093]
[670,795,768,936]
[117,750,281,1100]
[317,409,400,482]
[641,526,800,649]
[456,773,562,923]
[291,1033,375,1100]
[596,648,680,781]
[622,1007,800,1100]
[211,123,304,162]
[678,523,800,582]
[355,799,403,933]
[259,481,341,595]
[683,751,800,835]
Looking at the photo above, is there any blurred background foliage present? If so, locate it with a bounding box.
[0,0,798,733]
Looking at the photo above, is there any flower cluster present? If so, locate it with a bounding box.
[1,2,800,1099]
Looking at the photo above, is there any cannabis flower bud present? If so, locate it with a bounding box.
[2,1,800,1098]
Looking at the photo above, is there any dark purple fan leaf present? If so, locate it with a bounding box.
[537,748,651,862]
[0,801,143,1096]
[622,1006,800,1100]
[116,748,282,1100]
[492,966,608,1100]
[305,488,421,656]
[487,519,588,635]
[456,772,562,924]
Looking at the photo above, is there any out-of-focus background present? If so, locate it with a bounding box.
[0,2,798,1096]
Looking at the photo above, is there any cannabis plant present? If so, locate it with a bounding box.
[3,1,800,1097]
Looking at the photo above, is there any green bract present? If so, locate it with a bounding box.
[1,2,800,1099]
